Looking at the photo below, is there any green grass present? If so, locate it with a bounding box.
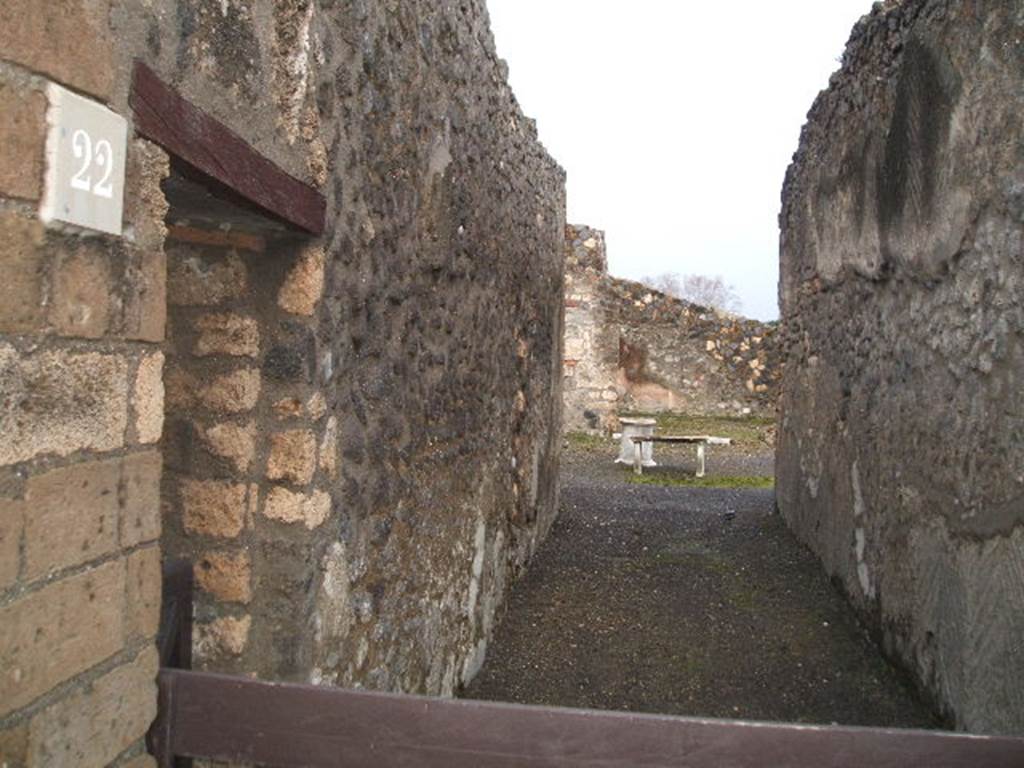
[650,550,733,575]
[564,431,611,451]
[626,472,774,489]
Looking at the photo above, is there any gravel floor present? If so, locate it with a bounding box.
[463,442,942,728]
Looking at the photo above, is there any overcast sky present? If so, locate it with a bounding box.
[486,1,872,320]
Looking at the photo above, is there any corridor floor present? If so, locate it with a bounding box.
[463,441,941,728]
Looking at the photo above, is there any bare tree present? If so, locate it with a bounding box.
[640,272,742,314]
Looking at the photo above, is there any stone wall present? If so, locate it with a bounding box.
[563,224,779,432]
[778,0,1024,734]
[0,1,565,764]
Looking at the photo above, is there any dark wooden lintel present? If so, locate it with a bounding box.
[129,61,326,236]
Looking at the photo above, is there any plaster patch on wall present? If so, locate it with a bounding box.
[428,126,453,180]
[318,543,352,635]
[854,527,875,598]
[460,637,488,687]
[466,516,487,632]
[441,653,457,697]
[852,460,865,518]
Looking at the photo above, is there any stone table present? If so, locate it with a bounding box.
[615,417,657,467]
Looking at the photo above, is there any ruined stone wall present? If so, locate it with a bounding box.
[778,0,1024,734]
[563,226,619,431]
[1,1,565,764]
[563,224,778,432]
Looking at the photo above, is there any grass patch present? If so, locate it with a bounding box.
[619,412,774,447]
[651,551,733,575]
[564,431,611,451]
[729,586,759,612]
[626,472,774,489]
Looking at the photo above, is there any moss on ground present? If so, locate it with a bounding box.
[625,472,774,489]
[564,431,611,451]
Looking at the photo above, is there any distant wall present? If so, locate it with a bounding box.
[563,224,778,432]
[778,0,1024,734]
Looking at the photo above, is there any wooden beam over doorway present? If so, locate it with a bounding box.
[129,61,326,235]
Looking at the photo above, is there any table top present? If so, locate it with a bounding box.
[631,435,732,445]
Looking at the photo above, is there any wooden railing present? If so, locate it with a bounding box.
[150,670,1024,767]
[147,561,1024,767]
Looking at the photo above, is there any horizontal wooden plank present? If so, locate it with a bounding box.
[160,669,1024,768]
[167,225,265,253]
[129,61,325,235]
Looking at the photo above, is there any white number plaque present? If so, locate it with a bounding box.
[40,84,127,236]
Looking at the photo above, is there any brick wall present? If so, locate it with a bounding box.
[0,6,167,764]
[161,230,340,676]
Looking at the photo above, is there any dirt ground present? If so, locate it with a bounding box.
[463,432,942,728]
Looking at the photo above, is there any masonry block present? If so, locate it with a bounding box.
[49,242,114,340]
[272,398,304,419]
[22,458,121,581]
[0,498,23,591]
[267,429,317,485]
[278,244,325,316]
[319,416,339,478]
[194,615,251,661]
[195,550,252,604]
[200,421,256,473]
[123,139,170,254]
[132,353,165,445]
[121,450,162,548]
[0,81,46,201]
[194,313,260,358]
[167,248,248,306]
[122,248,167,343]
[0,722,28,768]
[0,214,46,334]
[180,480,247,539]
[0,343,128,466]
[263,487,330,529]
[0,560,125,717]
[0,0,114,99]
[166,366,262,415]
[125,546,161,641]
[27,646,158,768]
[201,369,262,413]
[306,393,328,421]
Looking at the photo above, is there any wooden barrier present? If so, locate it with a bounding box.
[151,668,1024,768]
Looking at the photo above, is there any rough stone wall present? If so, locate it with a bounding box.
[563,226,620,431]
[1,1,565,764]
[778,0,1024,734]
[563,224,779,432]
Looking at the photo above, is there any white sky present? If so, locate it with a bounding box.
[486,0,872,320]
